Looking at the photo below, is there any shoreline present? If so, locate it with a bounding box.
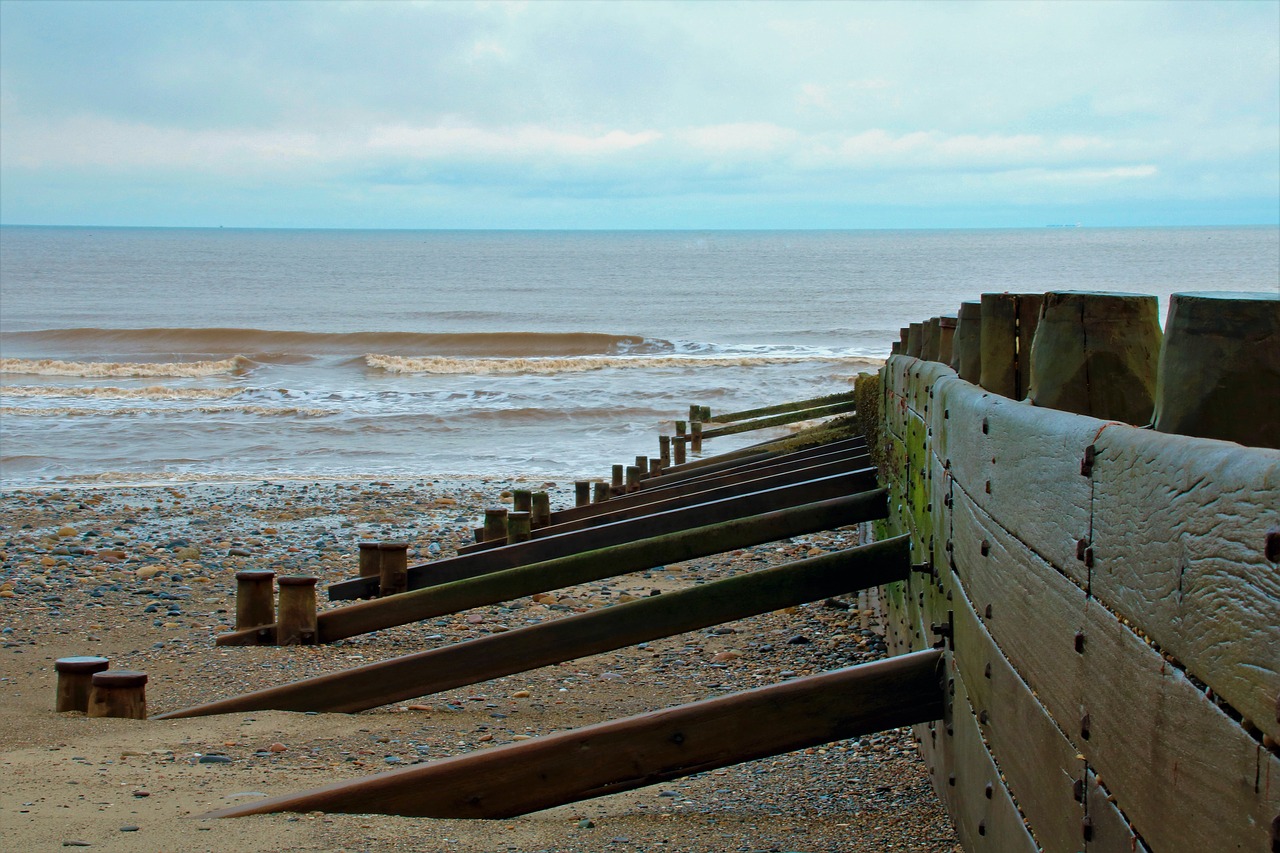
[0,477,958,851]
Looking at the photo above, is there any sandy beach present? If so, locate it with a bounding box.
[0,478,958,852]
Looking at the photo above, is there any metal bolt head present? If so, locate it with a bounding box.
[1266,530,1280,563]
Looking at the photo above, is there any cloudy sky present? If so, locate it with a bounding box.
[1,0,1277,229]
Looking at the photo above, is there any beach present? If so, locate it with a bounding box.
[0,478,959,852]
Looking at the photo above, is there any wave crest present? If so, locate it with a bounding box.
[0,356,250,378]
[365,353,876,375]
[0,404,331,418]
[1,384,248,400]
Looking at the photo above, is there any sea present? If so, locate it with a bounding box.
[1,226,1277,488]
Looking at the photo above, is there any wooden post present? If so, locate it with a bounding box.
[691,421,703,454]
[674,422,687,465]
[202,650,942,819]
[378,543,409,597]
[55,656,109,712]
[611,464,624,496]
[649,458,662,477]
[921,317,941,362]
[952,301,982,382]
[979,293,1042,399]
[506,512,532,543]
[899,327,910,353]
[937,314,957,366]
[574,481,591,507]
[625,465,642,492]
[1152,291,1279,448]
[689,404,700,423]
[634,457,648,480]
[483,508,509,542]
[511,490,532,514]
[592,481,609,503]
[358,542,381,578]
[906,322,923,358]
[1028,291,1161,424]
[87,670,147,719]
[235,569,276,632]
[277,576,319,645]
[530,492,551,528]
[700,405,711,422]
[659,435,671,468]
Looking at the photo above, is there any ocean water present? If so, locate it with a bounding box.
[2,226,1276,487]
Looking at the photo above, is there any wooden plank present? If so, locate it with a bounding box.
[204,651,945,820]
[699,399,859,440]
[919,657,1039,853]
[705,390,857,423]
[635,435,867,494]
[323,467,877,603]
[1084,770,1151,853]
[952,491,1280,853]
[936,373,1097,583]
[161,537,911,718]
[313,490,888,643]
[1090,426,1280,742]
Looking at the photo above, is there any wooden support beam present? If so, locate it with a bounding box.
[162,537,911,718]
[316,467,874,606]
[637,435,866,492]
[705,390,858,424]
[226,489,886,645]
[699,400,858,441]
[456,451,873,554]
[204,649,943,819]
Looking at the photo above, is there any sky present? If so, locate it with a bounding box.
[1,0,1277,230]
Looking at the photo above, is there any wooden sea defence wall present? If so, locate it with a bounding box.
[869,291,1279,852]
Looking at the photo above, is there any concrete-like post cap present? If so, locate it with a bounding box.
[91,670,148,688]
[277,576,319,587]
[56,656,109,674]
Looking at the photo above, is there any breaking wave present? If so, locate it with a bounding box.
[1,385,248,400]
[0,357,251,378]
[0,404,332,418]
[366,353,877,375]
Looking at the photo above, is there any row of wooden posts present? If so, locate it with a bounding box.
[895,289,1278,447]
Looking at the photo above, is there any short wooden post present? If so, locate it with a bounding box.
[979,293,1042,399]
[659,435,671,468]
[906,322,923,358]
[1152,291,1279,448]
[531,492,551,528]
[1028,291,1161,424]
[592,481,609,503]
[277,576,319,645]
[649,458,663,477]
[87,670,147,719]
[611,464,624,496]
[483,508,509,543]
[674,422,687,465]
[921,317,941,362]
[691,421,703,454]
[55,656,109,712]
[634,456,648,479]
[357,542,381,578]
[234,569,276,632]
[937,315,957,366]
[511,490,532,514]
[689,404,700,423]
[378,543,409,597]
[952,301,982,382]
[898,327,910,353]
[625,465,642,492]
[574,481,591,507]
[507,512,532,543]
[700,405,711,422]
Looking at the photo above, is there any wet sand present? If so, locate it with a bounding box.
[0,479,958,852]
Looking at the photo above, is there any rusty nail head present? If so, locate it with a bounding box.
[1075,631,1086,653]
[1081,713,1091,740]
[985,480,992,494]
[948,774,956,786]
[1084,547,1095,568]
[982,417,989,435]
[980,539,990,556]
[984,662,992,679]
[1076,538,1088,560]
[1082,816,1094,841]
[1081,444,1096,477]
[984,782,993,799]
[985,603,993,619]
[1266,530,1280,562]
[979,709,990,725]
[1072,778,1085,802]
[978,820,987,837]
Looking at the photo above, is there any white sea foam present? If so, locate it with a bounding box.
[365,353,877,375]
[0,356,251,378]
[0,404,332,418]
[1,385,248,400]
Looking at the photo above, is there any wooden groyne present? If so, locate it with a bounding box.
[873,290,1278,852]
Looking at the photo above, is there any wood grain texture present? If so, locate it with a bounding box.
[953,491,1280,853]
[1090,426,1280,742]
[205,651,945,820]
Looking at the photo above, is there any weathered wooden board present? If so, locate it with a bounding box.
[937,374,1098,583]
[942,559,1087,853]
[1090,426,1280,742]
[952,492,1280,853]
[918,655,1040,853]
[1084,770,1151,853]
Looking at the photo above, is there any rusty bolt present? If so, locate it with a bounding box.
[980,539,990,556]
[1084,547,1095,569]
[1072,778,1085,803]
[1081,444,1096,477]
[977,820,987,837]
[984,782,993,799]
[1082,815,1094,841]
[981,417,989,435]
[985,480,992,494]
[985,603,993,619]
[1075,631,1086,653]
[979,709,990,725]
[984,662,992,679]
[1266,530,1280,563]
[1081,713,1091,740]
[948,773,956,787]
[1076,538,1088,560]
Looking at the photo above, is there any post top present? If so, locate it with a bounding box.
[56,656,110,672]
[277,575,319,587]
[235,569,275,581]
[1171,290,1279,302]
[92,670,148,687]
[377,541,409,551]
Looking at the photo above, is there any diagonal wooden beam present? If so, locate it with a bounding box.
[161,536,910,718]
[705,390,858,424]
[633,434,867,492]
[698,400,859,441]
[204,649,943,820]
